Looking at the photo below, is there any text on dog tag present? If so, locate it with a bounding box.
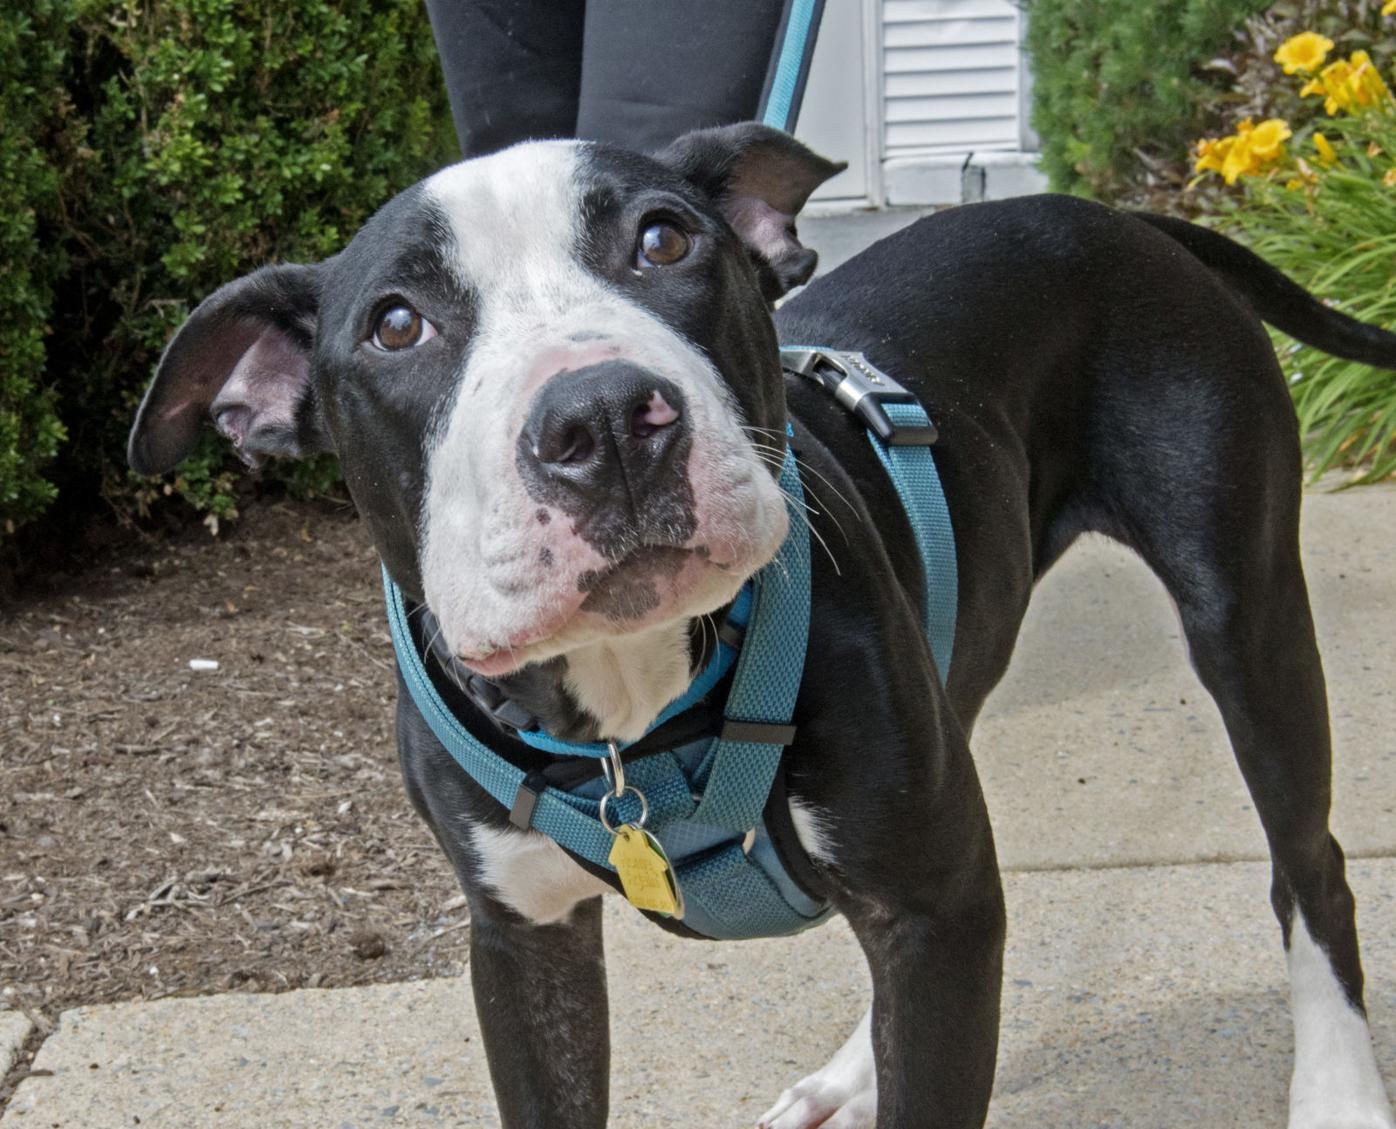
[609,825,683,918]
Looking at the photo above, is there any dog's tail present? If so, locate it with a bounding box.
[1133,212,1396,370]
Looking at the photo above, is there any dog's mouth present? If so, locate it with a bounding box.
[577,544,714,619]
[456,544,730,677]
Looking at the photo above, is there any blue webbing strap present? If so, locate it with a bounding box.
[760,0,825,133]
[687,446,811,831]
[382,446,811,884]
[385,570,622,863]
[869,401,957,681]
[673,441,818,936]
[508,586,753,759]
[779,347,957,682]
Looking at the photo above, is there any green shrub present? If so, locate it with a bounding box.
[1024,0,1273,200]
[3,0,453,545]
[0,3,70,536]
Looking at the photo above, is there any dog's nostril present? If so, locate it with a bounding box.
[631,391,680,439]
[552,424,595,464]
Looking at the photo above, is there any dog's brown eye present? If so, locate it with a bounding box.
[373,304,437,351]
[637,221,691,268]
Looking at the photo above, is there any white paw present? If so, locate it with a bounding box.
[1288,1113,1395,1129]
[1287,913,1395,1129]
[758,1009,876,1129]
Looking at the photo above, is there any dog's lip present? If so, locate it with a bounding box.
[455,545,734,677]
[579,544,711,602]
[455,605,575,676]
[458,649,532,678]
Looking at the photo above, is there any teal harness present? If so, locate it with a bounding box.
[383,348,956,940]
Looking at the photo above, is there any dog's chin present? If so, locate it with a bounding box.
[456,539,777,678]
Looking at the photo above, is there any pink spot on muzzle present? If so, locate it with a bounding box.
[641,391,679,427]
[632,391,680,438]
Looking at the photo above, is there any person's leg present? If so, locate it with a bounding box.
[425,0,587,158]
[576,0,819,151]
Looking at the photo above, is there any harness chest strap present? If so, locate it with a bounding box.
[781,347,956,679]
[382,348,956,941]
[384,442,824,940]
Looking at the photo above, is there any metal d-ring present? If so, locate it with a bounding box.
[598,786,650,833]
[599,740,650,832]
[600,741,626,796]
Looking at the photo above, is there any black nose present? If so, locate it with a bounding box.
[519,363,688,504]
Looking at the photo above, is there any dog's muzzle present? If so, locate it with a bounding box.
[516,362,696,557]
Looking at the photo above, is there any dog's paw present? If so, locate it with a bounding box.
[1286,914,1396,1129]
[757,1082,875,1129]
[757,1010,876,1129]
[1288,1075,1395,1129]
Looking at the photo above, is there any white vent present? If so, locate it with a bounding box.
[883,0,1024,156]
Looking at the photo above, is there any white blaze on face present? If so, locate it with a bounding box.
[418,141,788,686]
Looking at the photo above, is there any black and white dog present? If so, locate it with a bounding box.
[128,124,1396,1128]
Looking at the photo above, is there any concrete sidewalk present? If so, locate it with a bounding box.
[4,213,1395,1126]
[6,484,1395,1128]
[4,862,1393,1128]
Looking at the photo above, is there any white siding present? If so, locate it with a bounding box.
[882,0,1024,156]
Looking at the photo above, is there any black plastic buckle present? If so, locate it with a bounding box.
[462,672,539,736]
[720,719,797,746]
[509,771,549,829]
[782,348,938,447]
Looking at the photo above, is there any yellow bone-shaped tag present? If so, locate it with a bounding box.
[609,824,683,918]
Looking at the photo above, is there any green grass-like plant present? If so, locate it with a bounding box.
[1198,65,1396,484]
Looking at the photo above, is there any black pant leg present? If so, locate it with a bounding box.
[425,0,587,158]
[575,0,786,152]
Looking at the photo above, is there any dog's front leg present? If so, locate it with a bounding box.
[845,856,1005,1129]
[816,722,1007,1129]
[468,893,610,1129]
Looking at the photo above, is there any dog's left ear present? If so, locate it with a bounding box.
[128,263,327,477]
[656,123,846,299]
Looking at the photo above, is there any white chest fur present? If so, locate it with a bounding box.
[464,794,836,925]
[466,818,614,924]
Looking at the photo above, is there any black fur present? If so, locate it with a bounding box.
[129,126,1396,1128]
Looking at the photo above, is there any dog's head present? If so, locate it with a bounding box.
[129,124,840,686]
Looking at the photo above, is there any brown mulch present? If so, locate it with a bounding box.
[0,499,467,1036]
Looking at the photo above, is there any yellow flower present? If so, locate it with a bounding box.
[1246,118,1292,160]
[1301,58,1356,114]
[1275,32,1334,75]
[1385,168,1396,187]
[1384,0,1396,17]
[1222,148,1253,184]
[1347,51,1393,108]
[1301,51,1395,114]
[1193,118,1289,184]
[1313,131,1338,165]
[1193,135,1232,176]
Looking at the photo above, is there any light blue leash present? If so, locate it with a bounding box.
[761,0,824,134]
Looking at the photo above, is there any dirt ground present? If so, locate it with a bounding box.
[0,499,468,1038]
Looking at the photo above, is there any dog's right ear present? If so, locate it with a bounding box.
[656,123,845,300]
[128,263,327,476]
